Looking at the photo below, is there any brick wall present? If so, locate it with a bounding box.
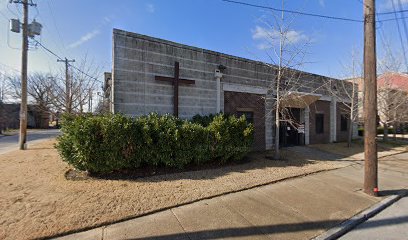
[309,100,330,144]
[0,103,49,130]
[224,91,265,151]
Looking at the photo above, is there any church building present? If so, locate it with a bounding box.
[109,28,357,151]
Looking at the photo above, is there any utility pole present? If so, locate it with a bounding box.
[57,58,75,113]
[363,0,378,196]
[18,0,29,150]
[9,0,41,150]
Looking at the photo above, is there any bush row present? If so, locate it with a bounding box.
[56,113,254,174]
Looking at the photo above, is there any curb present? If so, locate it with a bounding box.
[312,189,408,240]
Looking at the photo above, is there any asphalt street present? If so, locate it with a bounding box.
[340,196,408,240]
[0,129,60,154]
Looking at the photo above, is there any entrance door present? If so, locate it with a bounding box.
[278,108,305,147]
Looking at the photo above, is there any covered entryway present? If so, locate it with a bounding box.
[279,108,304,147]
[278,91,322,147]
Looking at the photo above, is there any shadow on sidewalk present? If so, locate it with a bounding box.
[123,216,408,240]
[379,189,408,197]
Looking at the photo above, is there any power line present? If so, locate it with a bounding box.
[47,0,66,51]
[32,38,63,60]
[397,0,408,71]
[32,38,103,83]
[377,7,408,15]
[391,0,408,71]
[224,0,408,23]
[222,0,363,23]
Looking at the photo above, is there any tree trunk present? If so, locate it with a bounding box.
[383,123,389,141]
[274,109,280,160]
[393,122,397,141]
[347,118,353,148]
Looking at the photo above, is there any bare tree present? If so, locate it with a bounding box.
[326,50,362,147]
[377,74,408,141]
[257,1,323,159]
[7,72,54,113]
[50,56,102,114]
[376,48,408,141]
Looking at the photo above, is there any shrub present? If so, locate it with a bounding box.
[191,114,216,127]
[56,113,254,174]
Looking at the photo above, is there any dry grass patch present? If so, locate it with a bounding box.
[0,140,347,240]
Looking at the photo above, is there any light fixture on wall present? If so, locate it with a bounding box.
[218,64,227,73]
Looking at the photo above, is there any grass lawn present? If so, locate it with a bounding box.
[0,139,348,240]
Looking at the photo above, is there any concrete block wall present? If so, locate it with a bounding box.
[113,29,275,119]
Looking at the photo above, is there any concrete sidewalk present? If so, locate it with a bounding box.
[55,155,408,240]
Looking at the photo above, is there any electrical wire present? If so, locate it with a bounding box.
[397,0,408,72]
[223,0,408,23]
[31,38,103,83]
[391,0,408,72]
[222,0,363,23]
[47,0,66,50]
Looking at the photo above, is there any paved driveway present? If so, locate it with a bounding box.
[0,129,60,154]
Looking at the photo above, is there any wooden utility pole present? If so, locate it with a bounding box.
[18,0,29,150]
[57,58,75,113]
[363,0,378,196]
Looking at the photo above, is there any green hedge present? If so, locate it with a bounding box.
[56,113,254,174]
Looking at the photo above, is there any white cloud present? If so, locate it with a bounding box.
[252,26,309,49]
[146,3,155,13]
[319,0,325,7]
[67,14,115,49]
[68,29,100,49]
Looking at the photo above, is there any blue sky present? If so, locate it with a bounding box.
[0,0,406,83]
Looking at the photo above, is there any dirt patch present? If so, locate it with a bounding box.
[0,140,347,240]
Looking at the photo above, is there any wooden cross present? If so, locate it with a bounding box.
[155,61,195,117]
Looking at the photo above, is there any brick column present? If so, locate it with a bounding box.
[330,97,337,142]
[265,91,274,150]
[305,106,310,145]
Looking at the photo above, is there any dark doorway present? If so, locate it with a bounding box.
[278,108,305,147]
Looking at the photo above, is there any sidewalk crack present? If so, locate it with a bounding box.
[170,208,192,240]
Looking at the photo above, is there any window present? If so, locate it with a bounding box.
[341,114,348,132]
[315,113,324,134]
[237,111,254,124]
